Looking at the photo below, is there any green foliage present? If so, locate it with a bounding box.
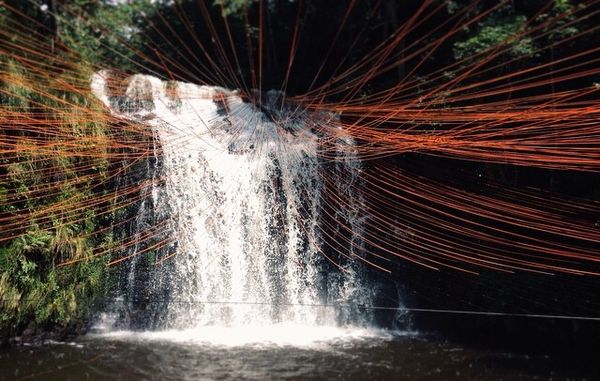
[453,14,533,61]
[0,58,114,339]
[214,0,256,17]
[0,229,107,333]
[452,0,582,63]
[0,59,36,111]
[536,0,582,40]
[54,0,157,71]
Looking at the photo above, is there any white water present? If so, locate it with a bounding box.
[95,325,399,348]
[91,72,376,343]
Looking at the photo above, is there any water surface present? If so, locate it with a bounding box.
[1,327,595,381]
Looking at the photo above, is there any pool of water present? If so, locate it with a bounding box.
[1,326,597,381]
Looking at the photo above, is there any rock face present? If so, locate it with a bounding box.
[91,72,384,330]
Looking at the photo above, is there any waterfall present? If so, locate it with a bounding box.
[91,72,375,332]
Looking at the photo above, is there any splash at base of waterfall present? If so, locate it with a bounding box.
[93,324,403,348]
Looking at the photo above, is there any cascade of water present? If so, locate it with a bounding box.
[92,72,374,330]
